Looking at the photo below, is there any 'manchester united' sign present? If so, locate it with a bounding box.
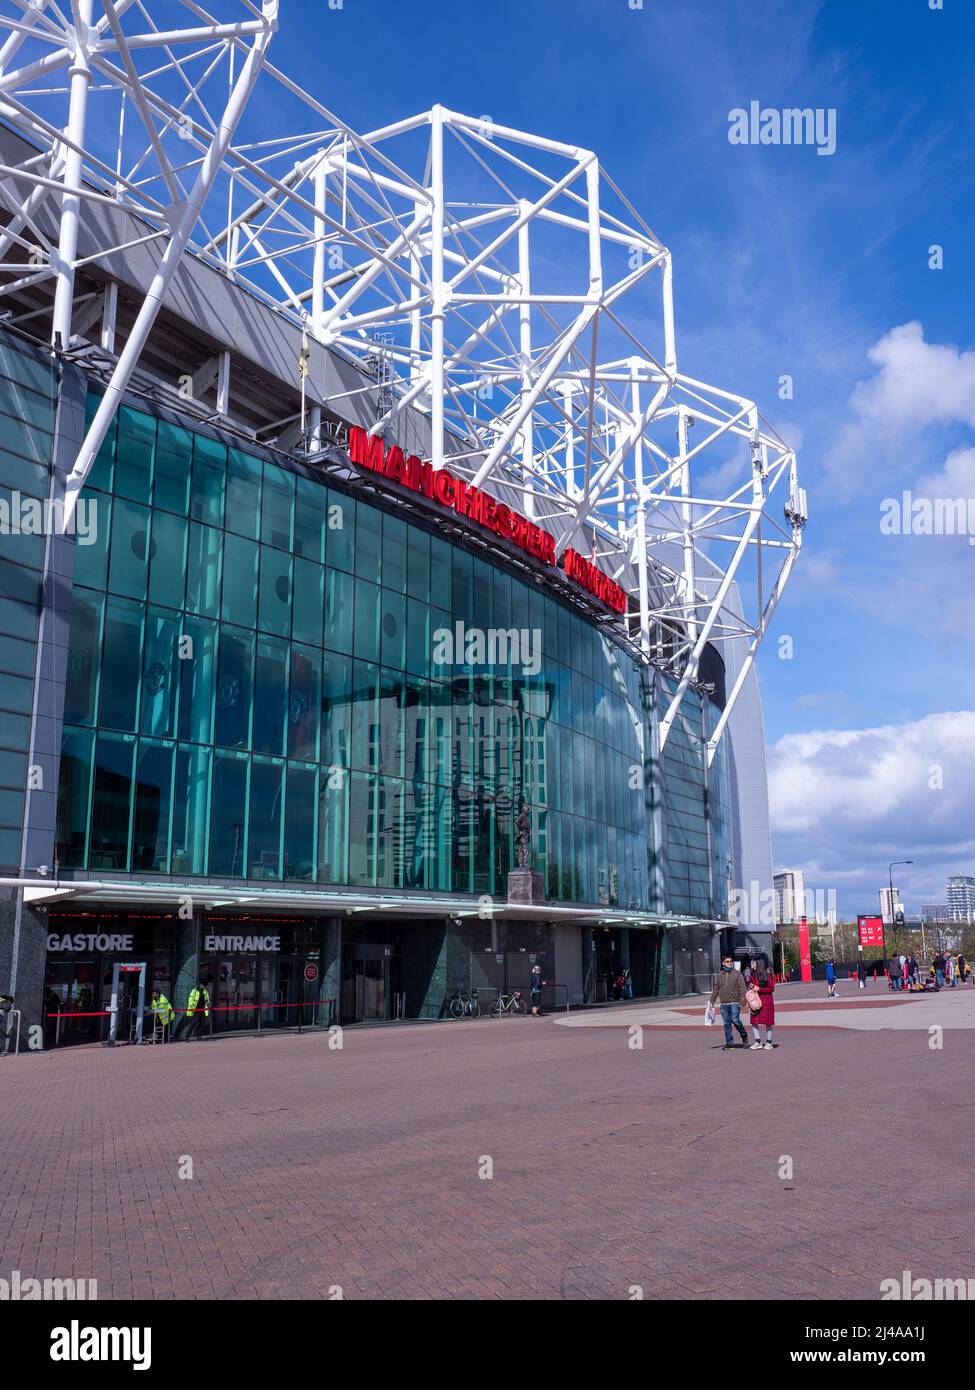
[347,427,627,615]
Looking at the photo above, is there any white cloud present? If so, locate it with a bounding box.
[769,710,975,914]
[828,322,975,491]
[851,321,975,433]
[917,445,975,498]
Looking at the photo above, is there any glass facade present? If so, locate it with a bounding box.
[50,393,728,914]
[0,344,57,871]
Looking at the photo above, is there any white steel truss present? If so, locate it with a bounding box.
[0,1,805,758]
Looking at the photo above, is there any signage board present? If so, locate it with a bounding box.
[348,426,627,614]
[857,915,885,948]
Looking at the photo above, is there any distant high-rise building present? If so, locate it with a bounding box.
[880,886,904,925]
[773,869,806,925]
[946,876,975,922]
[921,904,950,923]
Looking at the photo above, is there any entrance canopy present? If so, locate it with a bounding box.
[7,876,716,932]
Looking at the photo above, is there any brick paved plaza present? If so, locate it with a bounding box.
[2,980,973,1301]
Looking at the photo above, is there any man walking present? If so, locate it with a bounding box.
[182,980,211,1039]
[826,959,837,998]
[529,964,544,1017]
[856,958,867,990]
[709,955,749,1051]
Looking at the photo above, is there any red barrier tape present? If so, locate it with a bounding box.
[46,998,336,1019]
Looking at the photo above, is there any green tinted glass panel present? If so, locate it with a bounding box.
[56,726,93,867]
[225,449,262,539]
[294,475,324,561]
[353,579,379,663]
[258,545,291,637]
[325,489,354,571]
[107,497,150,598]
[324,567,353,654]
[132,740,173,873]
[292,557,323,646]
[185,522,222,618]
[261,462,294,550]
[178,615,216,745]
[89,733,134,869]
[147,509,187,609]
[221,532,258,628]
[214,626,253,750]
[153,420,191,514]
[171,744,210,875]
[209,750,248,877]
[288,645,320,762]
[114,406,154,504]
[189,433,225,526]
[284,763,316,881]
[99,598,143,731]
[248,757,283,879]
[252,634,288,756]
[140,609,179,738]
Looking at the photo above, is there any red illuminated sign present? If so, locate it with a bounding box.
[798,917,812,982]
[857,915,884,947]
[347,426,627,615]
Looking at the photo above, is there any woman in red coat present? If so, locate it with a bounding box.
[749,960,776,1050]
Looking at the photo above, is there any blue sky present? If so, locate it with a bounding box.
[271,0,974,913]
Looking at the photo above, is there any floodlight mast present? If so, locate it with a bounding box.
[0,4,803,755]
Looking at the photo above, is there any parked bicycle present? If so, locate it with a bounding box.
[490,989,528,1018]
[447,987,481,1019]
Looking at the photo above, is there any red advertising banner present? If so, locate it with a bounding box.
[798,917,812,982]
[857,915,885,948]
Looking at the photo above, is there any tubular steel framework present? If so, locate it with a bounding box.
[0,0,805,759]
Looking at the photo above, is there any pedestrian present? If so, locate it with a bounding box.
[889,957,902,991]
[182,979,211,1039]
[947,954,957,988]
[825,959,837,998]
[748,960,776,1050]
[958,954,969,985]
[149,989,175,1043]
[529,964,544,1016]
[856,958,867,990]
[709,955,749,1051]
[907,954,920,989]
[0,994,13,1057]
[622,967,633,1000]
[933,953,945,990]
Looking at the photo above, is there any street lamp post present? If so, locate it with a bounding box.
[887,860,913,971]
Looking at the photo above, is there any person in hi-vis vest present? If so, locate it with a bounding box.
[149,990,175,1043]
[183,981,211,1040]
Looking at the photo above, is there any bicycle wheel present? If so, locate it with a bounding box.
[449,997,464,1019]
[489,997,504,1017]
[512,995,528,1015]
[468,997,481,1018]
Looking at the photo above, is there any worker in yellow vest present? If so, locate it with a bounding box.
[184,980,211,1041]
[149,990,175,1043]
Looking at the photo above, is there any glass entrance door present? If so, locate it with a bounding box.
[214,956,259,1032]
[43,960,100,1045]
[341,947,392,1022]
